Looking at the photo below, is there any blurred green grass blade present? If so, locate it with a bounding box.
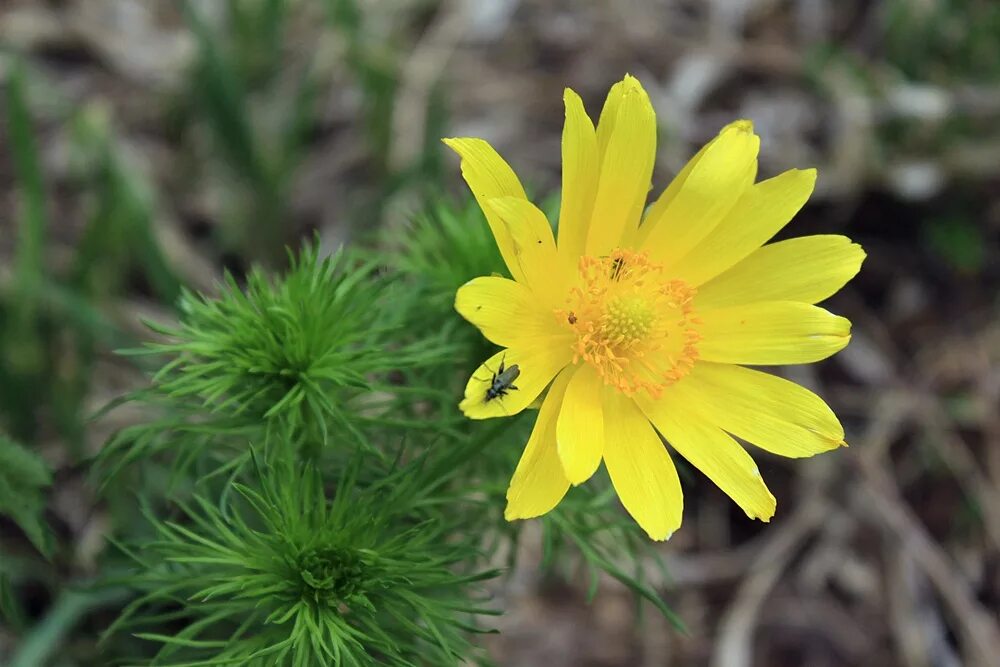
[231,0,288,79]
[70,108,182,303]
[184,0,294,263]
[419,82,449,180]
[278,67,321,179]
[9,588,127,667]
[259,0,287,42]
[0,435,50,487]
[0,435,53,557]
[324,0,361,31]
[6,62,47,323]
[184,0,268,189]
[0,572,26,629]
[323,0,398,177]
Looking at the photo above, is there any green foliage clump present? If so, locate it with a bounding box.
[397,200,506,308]
[102,243,451,477]
[143,247,400,440]
[94,239,505,665]
[392,199,508,370]
[111,458,497,666]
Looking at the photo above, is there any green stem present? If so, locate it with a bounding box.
[10,588,126,667]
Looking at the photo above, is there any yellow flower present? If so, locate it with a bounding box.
[444,75,864,540]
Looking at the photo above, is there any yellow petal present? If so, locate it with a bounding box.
[696,235,866,308]
[555,364,604,485]
[454,276,566,348]
[669,168,817,286]
[640,120,760,267]
[506,368,573,520]
[487,197,571,307]
[697,301,851,365]
[602,392,683,541]
[585,75,657,256]
[557,89,599,261]
[633,134,713,249]
[442,137,529,282]
[595,78,624,158]
[670,362,846,458]
[638,394,776,521]
[460,345,571,419]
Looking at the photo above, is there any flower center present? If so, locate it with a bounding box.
[559,249,701,398]
[604,294,655,344]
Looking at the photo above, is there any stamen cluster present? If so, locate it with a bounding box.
[560,249,701,397]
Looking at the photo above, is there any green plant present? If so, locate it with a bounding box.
[0,62,175,453]
[93,232,680,664]
[109,455,499,666]
[101,241,453,477]
[1,13,683,662]
[0,435,53,559]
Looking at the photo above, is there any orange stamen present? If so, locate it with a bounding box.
[556,249,701,397]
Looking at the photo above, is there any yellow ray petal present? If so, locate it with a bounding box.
[696,235,866,308]
[697,301,851,365]
[669,362,846,457]
[460,345,572,420]
[595,78,625,158]
[585,75,657,256]
[640,120,760,267]
[455,276,566,349]
[603,392,683,541]
[557,89,599,261]
[487,196,572,307]
[669,168,817,286]
[442,137,529,282]
[556,364,604,485]
[633,134,712,249]
[638,393,776,521]
[506,367,573,520]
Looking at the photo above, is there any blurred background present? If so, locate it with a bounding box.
[0,1,999,665]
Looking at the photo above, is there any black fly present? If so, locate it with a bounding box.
[484,357,521,403]
[610,256,625,280]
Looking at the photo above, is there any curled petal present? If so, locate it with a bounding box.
[443,138,529,282]
[460,345,572,420]
[455,276,566,348]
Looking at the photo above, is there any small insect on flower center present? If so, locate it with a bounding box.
[558,249,702,398]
